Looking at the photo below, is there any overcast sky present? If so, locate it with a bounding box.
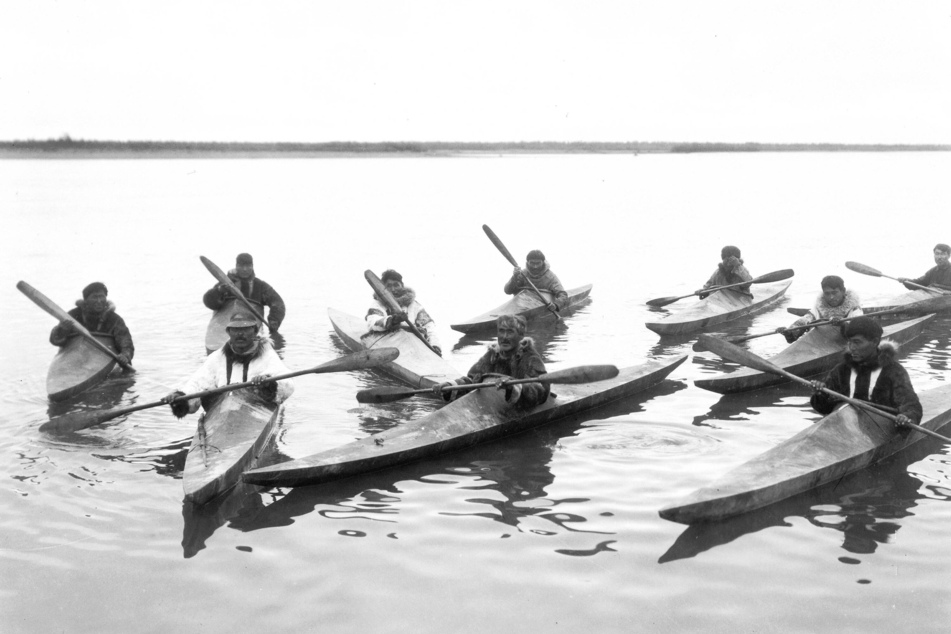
[3,1,950,144]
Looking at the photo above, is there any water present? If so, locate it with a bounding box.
[1,152,949,633]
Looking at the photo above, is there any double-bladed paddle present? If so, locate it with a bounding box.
[200,255,270,326]
[17,280,135,373]
[696,333,951,443]
[694,294,951,350]
[355,364,619,404]
[845,261,951,295]
[40,347,400,433]
[646,269,794,308]
[364,269,442,356]
[482,224,562,322]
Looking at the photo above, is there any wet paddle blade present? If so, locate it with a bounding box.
[695,334,803,385]
[312,348,399,374]
[646,295,684,308]
[845,261,883,277]
[750,269,794,284]
[40,409,121,433]
[355,386,422,404]
[482,224,520,267]
[540,364,619,384]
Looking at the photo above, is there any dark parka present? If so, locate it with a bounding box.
[504,262,569,310]
[49,301,134,360]
[903,262,951,291]
[203,271,286,331]
[457,337,549,407]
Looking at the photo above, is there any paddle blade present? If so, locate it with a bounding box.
[845,261,883,277]
[902,294,951,314]
[539,365,619,384]
[355,386,420,404]
[751,269,795,284]
[695,334,800,383]
[40,410,120,433]
[787,307,811,317]
[311,348,399,374]
[482,224,520,267]
[646,295,684,308]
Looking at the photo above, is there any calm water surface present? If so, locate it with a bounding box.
[1,153,949,633]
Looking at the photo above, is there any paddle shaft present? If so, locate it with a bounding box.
[16,280,135,372]
[364,270,441,355]
[845,261,949,294]
[646,269,793,307]
[482,224,561,321]
[200,256,269,326]
[698,334,951,443]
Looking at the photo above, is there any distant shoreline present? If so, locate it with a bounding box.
[1,139,949,159]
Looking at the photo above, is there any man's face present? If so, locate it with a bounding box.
[85,291,108,314]
[821,286,845,307]
[934,249,950,267]
[497,324,520,353]
[228,325,257,353]
[526,259,545,274]
[385,279,403,294]
[236,263,254,279]
[847,334,879,364]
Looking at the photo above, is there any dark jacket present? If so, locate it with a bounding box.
[702,258,753,296]
[504,263,569,310]
[203,271,286,331]
[458,337,549,407]
[904,263,951,291]
[49,301,134,360]
[810,341,922,423]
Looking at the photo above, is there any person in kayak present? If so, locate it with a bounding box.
[809,316,920,429]
[696,245,753,299]
[897,243,951,291]
[365,268,442,356]
[504,249,569,311]
[432,314,548,407]
[203,253,286,332]
[49,281,134,368]
[162,311,294,417]
[776,275,864,343]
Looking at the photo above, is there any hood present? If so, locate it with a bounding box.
[525,262,551,279]
[486,336,538,360]
[843,339,898,368]
[373,286,416,308]
[75,298,116,315]
[223,333,272,362]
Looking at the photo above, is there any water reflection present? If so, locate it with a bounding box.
[691,384,814,427]
[659,439,950,564]
[45,372,136,421]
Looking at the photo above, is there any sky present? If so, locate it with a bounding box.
[3,1,950,144]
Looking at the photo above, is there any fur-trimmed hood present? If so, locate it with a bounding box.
[75,298,117,315]
[843,339,898,369]
[484,336,539,362]
[373,286,416,308]
[525,262,552,279]
[718,257,745,273]
[223,333,273,363]
[815,289,861,319]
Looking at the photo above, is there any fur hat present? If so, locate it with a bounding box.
[82,282,108,299]
[236,253,253,266]
[721,245,741,259]
[934,243,951,255]
[381,269,403,284]
[844,316,883,340]
[820,275,845,291]
[526,250,546,262]
[497,314,527,335]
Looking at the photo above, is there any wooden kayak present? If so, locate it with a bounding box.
[205,299,241,353]
[694,314,935,394]
[659,382,951,524]
[47,334,118,402]
[450,284,594,333]
[329,307,463,389]
[645,280,792,336]
[242,355,687,488]
[183,390,281,506]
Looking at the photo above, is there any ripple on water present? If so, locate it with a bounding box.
[566,418,721,462]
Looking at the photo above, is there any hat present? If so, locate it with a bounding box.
[934,243,951,255]
[820,275,845,291]
[526,249,546,262]
[226,311,259,329]
[721,246,741,259]
[497,314,527,335]
[82,282,108,299]
[844,316,883,340]
[236,253,254,266]
[381,269,403,284]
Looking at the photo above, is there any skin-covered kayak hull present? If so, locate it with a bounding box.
[242,355,687,488]
[205,299,241,353]
[46,334,118,401]
[658,383,951,524]
[694,314,934,394]
[328,307,463,389]
[450,284,594,333]
[183,390,281,505]
[786,288,951,318]
[645,280,792,336]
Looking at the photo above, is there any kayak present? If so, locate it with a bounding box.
[450,284,594,333]
[786,288,951,318]
[47,334,118,401]
[694,314,935,394]
[645,280,792,336]
[205,299,241,353]
[328,307,463,389]
[658,382,951,524]
[183,390,281,506]
[242,355,687,488]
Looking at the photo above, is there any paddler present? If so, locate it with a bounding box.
[162,311,294,417]
[203,253,286,332]
[49,282,134,368]
[505,249,569,311]
[366,269,442,356]
[776,275,863,343]
[897,243,951,291]
[809,316,921,429]
[696,246,753,299]
[432,314,548,407]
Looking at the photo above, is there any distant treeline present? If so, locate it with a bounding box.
[1,138,948,157]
